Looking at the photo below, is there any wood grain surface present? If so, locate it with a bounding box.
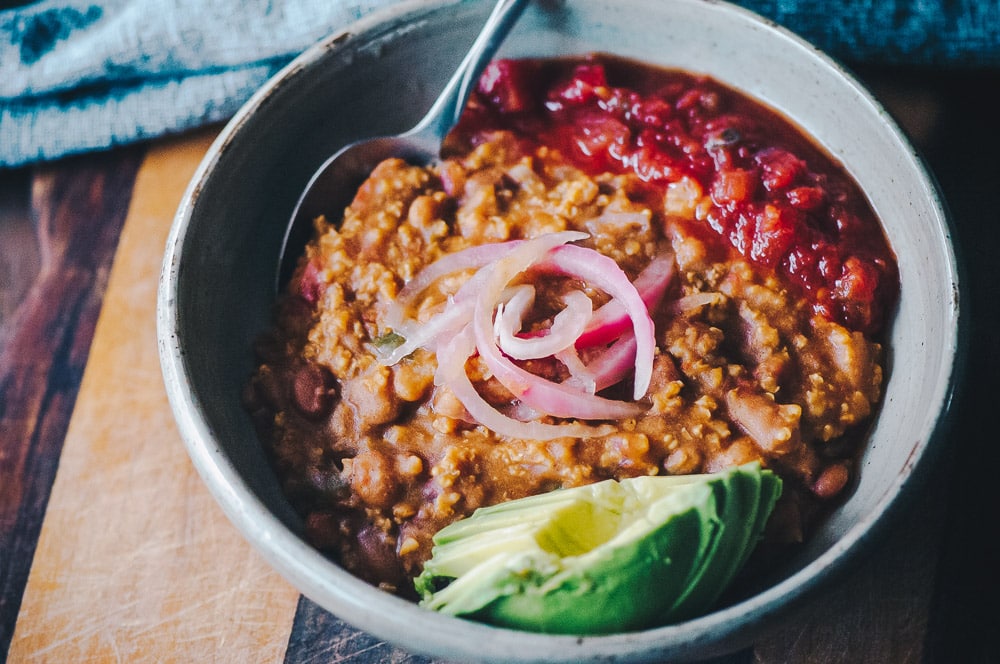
[6,131,300,662]
[0,149,142,655]
[1,67,998,664]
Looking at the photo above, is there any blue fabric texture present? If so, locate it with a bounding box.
[1,0,998,168]
[0,0,398,167]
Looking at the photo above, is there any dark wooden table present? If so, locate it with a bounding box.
[1,66,998,663]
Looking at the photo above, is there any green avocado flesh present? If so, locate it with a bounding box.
[414,462,782,634]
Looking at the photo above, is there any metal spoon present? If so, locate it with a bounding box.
[276,0,529,291]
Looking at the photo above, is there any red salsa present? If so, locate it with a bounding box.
[449,55,899,336]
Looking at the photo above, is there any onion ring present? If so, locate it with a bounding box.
[534,244,657,399]
[435,327,614,440]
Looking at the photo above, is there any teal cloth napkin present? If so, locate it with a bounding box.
[2,0,998,168]
[0,0,397,167]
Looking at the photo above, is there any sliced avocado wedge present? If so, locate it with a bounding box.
[415,462,781,634]
[485,483,719,634]
[735,469,782,572]
[430,491,617,551]
[664,464,762,620]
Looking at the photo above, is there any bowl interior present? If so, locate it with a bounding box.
[158,0,961,661]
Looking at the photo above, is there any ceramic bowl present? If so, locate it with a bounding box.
[157,0,963,661]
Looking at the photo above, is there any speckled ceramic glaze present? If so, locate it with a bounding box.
[157,1,963,661]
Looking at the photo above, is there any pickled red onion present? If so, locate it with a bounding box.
[534,244,656,399]
[474,319,647,419]
[379,268,491,364]
[435,327,614,440]
[584,332,639,392]
[494,287,593,360]
[574,251,675,349]
[378,234,584,365]
[386,240,523,331]
[471,234,647,419]
[557,346,598,394]
[380,230,671,436]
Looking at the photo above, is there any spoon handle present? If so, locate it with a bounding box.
[414,0,530,139]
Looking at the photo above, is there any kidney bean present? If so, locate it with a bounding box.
[292,362,336,419]
[304,511,343,551]
[812,463,850,499]
[356,525,406,588]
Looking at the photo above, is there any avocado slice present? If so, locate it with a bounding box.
[484,484,719,634]
[663,465,762,620]
[415,463,781,634]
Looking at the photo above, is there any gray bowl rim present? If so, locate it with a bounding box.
[157,0,965,661]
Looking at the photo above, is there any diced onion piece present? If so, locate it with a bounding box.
[536,245,657,399]
[592,209,652,229]
[575,251,676,349]
[436,327,614,440]
[495,288,593,360]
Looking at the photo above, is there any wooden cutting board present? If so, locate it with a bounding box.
[6,130,301,661]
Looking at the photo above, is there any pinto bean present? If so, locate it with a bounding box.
[724,386,801,455]
[341,365,401,430]
[348,450,398,508]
